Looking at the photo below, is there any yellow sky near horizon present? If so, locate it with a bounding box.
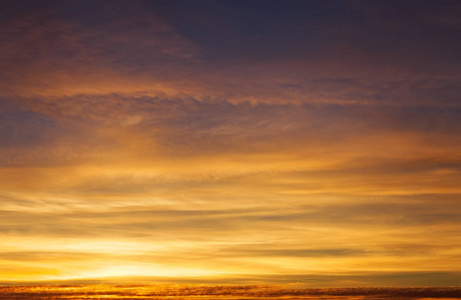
[1,106,460,284]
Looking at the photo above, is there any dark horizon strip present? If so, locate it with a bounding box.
[0,285,461,299]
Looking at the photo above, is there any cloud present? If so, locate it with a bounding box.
[2,0,461,107]
[1,0,461,284]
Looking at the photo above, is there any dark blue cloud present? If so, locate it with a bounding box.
[144,0,461,70]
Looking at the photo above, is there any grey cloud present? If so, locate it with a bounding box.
[2,1,461,109]
[0,1,194,72]
[3,93,460,169]
[21,94,461,155]
[0,99,58,149]
[216,247,369,258]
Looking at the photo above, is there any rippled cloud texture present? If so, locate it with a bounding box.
[1,0,461,286]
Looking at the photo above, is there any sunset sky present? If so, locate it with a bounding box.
[1,0,461,287]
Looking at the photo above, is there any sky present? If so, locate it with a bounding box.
[1,0,461,287]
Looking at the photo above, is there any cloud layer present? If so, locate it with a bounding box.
[0,0,460,285]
